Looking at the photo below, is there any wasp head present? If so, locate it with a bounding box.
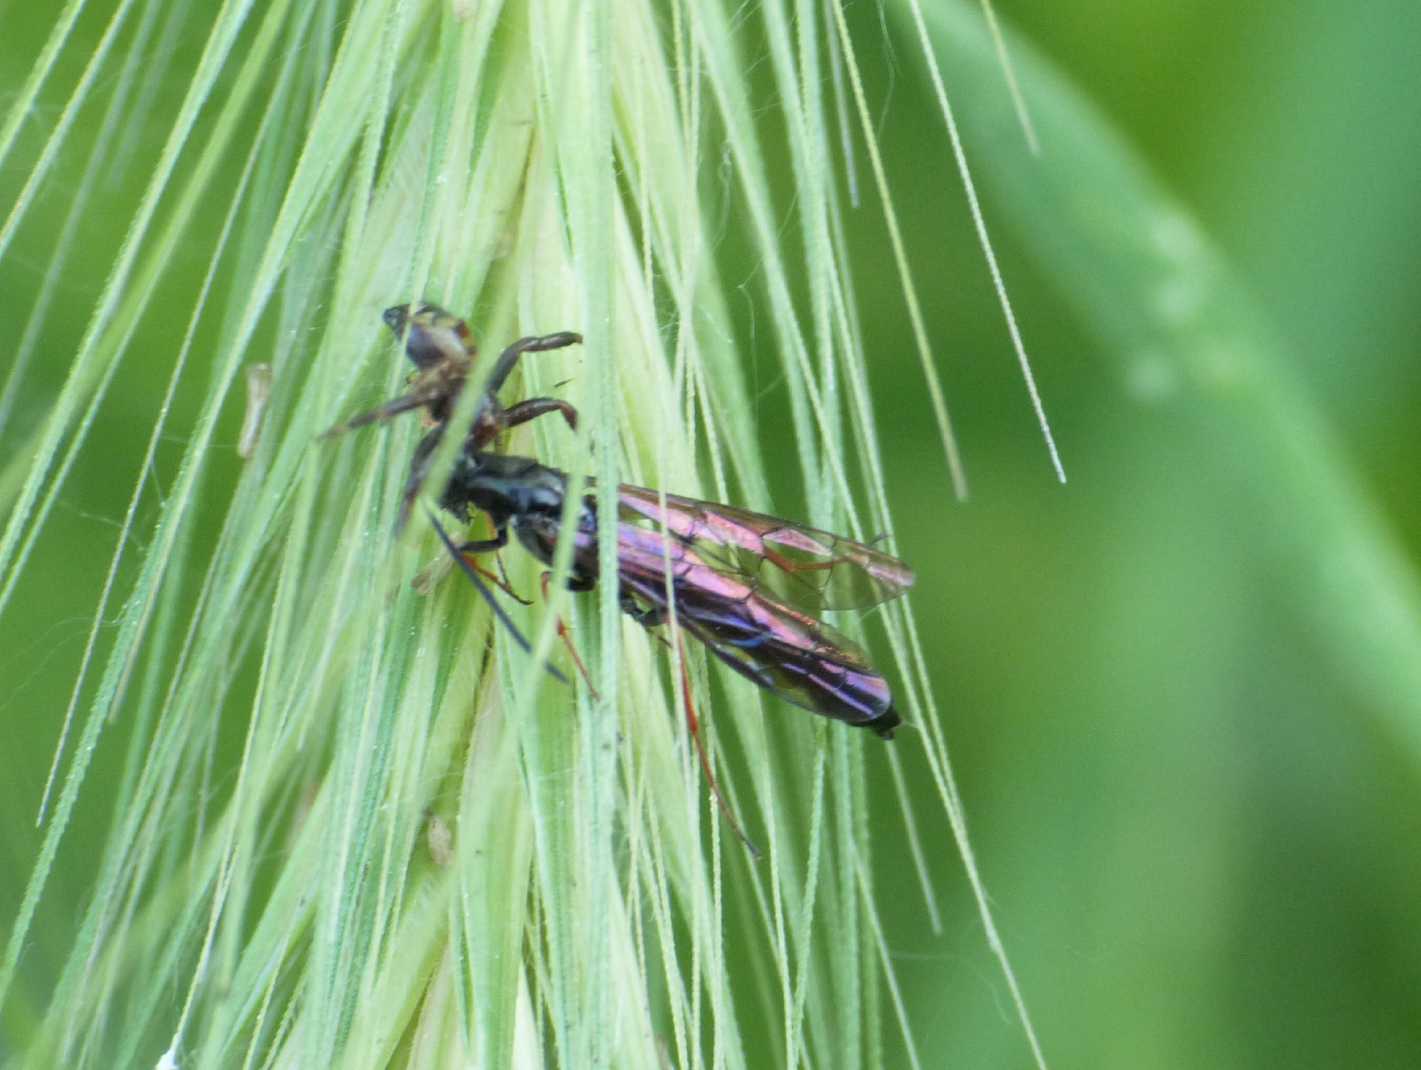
[383,302,476,371]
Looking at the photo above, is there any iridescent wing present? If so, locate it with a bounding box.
[611,522,901,738]
[616,485,914,613]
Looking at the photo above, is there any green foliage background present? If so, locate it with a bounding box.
[2,1,1419,1066]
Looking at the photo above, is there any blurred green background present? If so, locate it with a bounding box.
[852,2,1421,1066]
[3,1,1419,1066]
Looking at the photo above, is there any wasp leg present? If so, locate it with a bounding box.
[671,631,760,857]
[502,396,579,433]
[537,571,599,697]
[425,509,569,686]
[449,525,534,603]
[491,549,530,605]
[472,396,580,450]
[457,526,509,555]
[395,426,445,533]
[459,533,530,602]
[323,387,442,440]
[485,331,583,396]
[414,518,514,596]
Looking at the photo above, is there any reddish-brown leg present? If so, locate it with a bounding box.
[539,572,600,698]
[672,632,761,859]
[460,554,532,605]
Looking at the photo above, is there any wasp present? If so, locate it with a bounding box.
[328,304,913,738]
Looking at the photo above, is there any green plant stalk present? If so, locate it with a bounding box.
[0,0,986,1066]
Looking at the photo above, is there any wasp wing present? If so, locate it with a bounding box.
[616,485,913,613]
[612,523,900,737]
